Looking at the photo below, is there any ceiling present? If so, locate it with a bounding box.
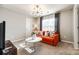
[1,4,73,17]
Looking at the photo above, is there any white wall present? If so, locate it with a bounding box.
[26,16,34,37]
[60,9,74,42]
[0,7,26,42]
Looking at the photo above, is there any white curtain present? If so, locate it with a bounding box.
[42,14,55,31]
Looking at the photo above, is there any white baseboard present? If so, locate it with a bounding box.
[61,40,73,44]
[61,40,79,49]
[11,38,24,43]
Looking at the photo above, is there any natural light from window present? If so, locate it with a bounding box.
[42,17,55,31]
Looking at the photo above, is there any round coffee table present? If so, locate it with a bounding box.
[25,37,42,53]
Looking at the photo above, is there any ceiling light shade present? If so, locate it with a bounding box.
[32,5,39,14]
[31,4,52,17]
[32,5,45,16]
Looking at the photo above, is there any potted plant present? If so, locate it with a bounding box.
[32,31,36,40]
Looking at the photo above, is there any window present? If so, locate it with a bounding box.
[42,16,55,31]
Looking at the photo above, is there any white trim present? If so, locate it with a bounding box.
[61,40,73,44]
[73,4,79,49]
[11,38,24,43]
[61,40,79,50]
[61,40,79,49]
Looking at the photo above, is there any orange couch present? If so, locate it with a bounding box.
[37,32,59,46]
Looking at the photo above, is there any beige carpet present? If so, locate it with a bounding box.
[32,42,79,55]
[13,40,79,55]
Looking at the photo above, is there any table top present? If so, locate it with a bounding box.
[25,37,42,43]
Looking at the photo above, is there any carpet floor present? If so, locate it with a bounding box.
[13,40,79,55]
[33,42,79,55]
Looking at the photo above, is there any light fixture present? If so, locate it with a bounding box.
[32,5,50,17]
[32,5,43,16]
